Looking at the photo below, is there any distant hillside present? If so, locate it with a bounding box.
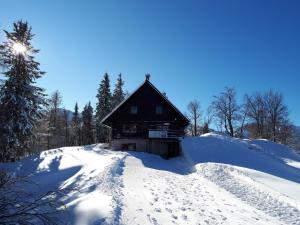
[294,125,300,133]
[291,125,300,153]
[40,108,75,122]
[57,108,75,121]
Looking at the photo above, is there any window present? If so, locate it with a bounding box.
[123,124,137,133]
[156,105,163,114]
[130,106,138,114]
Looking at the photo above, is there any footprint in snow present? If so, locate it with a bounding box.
[147,214,159,225]
[92,218,106,225]
[154,208,161,213]
[221,216,227,221]
[165,208,173,213]
[172,215,178,220]
[181,214,188,220]
[180,207,186,211]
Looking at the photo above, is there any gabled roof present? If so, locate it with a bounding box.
[101,76,189,125]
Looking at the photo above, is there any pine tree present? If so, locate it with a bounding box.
[0,21,46,161]
[81,102,94,145]
[112,73,125,108]
[62,108,69,146]
[95,73,112,143]
[47,90,63,149]
[71,102,81,146]
[203,123,209,134]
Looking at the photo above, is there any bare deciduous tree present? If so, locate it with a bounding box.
[245,90,289,142]
[187,100,202,136]
[236,103,248,138]
[211,87,240,137]
[244,93,267,138]
[264,90,289,142]
[204,106,214,127]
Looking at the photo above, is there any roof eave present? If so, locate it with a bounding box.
[101,78,190,126]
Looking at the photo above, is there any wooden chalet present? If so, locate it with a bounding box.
[101,75,189,158]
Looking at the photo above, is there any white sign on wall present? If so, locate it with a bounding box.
[149,130,168,138]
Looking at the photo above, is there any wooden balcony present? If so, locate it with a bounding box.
[113,129,185,140]
[148,129,185,139]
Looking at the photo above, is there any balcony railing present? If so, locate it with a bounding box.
[113,126,185,139]
[148,129,184,139]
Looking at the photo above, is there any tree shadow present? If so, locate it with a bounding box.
[0,150,83,225]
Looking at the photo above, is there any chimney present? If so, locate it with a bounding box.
[145,74,150,81]
[162,92,168,98]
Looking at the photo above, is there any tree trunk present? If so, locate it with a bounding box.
[194,116,197,136]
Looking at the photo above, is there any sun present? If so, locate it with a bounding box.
[12,42,27,54]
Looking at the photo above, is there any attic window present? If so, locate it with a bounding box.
[130,106,138,114]
[156,105,163,114]
[123,124,137,133]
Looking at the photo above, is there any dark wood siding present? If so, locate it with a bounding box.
[105,82,187,124]
[102,80,189,139]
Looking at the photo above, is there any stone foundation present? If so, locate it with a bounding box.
[112,138,181,158]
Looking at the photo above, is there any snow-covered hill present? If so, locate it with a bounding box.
[2,134,300,225]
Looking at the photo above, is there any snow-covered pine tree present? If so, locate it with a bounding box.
[95,73,112,143]
[112,73,125,108]
[0,21,47,161]
[81,102,94,145]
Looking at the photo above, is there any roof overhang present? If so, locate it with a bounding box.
[101,78,189,127]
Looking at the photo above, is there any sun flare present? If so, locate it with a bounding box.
[12,42,27,54]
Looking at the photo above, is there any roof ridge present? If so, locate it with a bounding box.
[101,78,189,125]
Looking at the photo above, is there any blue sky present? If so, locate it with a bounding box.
[1,1,300,125]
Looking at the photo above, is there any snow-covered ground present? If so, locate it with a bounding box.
[2,133,300,225]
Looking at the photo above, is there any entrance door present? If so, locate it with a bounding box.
[121,143,136,151]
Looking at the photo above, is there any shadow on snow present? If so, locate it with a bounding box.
[182,135,300,184]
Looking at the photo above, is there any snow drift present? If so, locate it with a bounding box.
[182,133,300,224]
[182,133,300,183]
[1,133,300,225]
